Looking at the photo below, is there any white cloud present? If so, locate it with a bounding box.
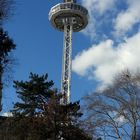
[1,112,13,117]
[81,0,116,37]
[116,115,125,124]
[74,0,140,87]
[72,31,140,86]
[72,40,114,76]
[81,0,140,39]
[109,111,126,125]
[114,0,140,35]
[82,0,116,15]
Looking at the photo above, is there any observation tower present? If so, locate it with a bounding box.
[49,0,88,104]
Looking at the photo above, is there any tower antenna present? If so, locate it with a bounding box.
[49,0,88,104]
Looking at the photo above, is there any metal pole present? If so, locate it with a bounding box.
[61,18,72,104]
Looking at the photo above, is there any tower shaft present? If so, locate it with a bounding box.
[49,1,88,104]
[61,19,72,104]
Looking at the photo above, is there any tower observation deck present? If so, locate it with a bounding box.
[49,0,88,104]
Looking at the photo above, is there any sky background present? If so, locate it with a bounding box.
[1,0,140,114]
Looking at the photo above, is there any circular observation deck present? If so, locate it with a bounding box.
[49,3,88,32]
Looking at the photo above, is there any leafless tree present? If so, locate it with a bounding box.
[82,70,140,140]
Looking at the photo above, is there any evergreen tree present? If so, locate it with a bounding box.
[0,28,15,111]
[13,73,54,116]
[11,73,92,140]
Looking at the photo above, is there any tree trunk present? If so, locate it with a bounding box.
[0,66,3,112]
[132,125,136,140]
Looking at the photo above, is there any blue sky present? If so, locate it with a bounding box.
[1,0,94,113]
[2,0,140,114]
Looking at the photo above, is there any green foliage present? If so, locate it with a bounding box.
[0,28,15,57]
[13,73,54,116]
[10,73,92,140]
[0,27,16,111]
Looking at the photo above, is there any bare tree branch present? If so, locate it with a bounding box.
[82,70,140,140]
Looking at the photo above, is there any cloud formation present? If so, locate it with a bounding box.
[114,0,140,35]
[73,31,140,86]
[81,0,116,38]
[72,0,140,87]
[82,0,116,15]
[1,112,13,117]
